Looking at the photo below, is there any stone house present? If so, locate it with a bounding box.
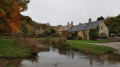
[57,22,73,35]
[69,19,109,40]
[35,28,45,36]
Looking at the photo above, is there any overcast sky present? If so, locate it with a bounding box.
[21,0,120,26]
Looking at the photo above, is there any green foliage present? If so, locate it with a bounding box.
[8,65,15,67]
[89,27,99,40]
[67,40,110,43]
[44,30,51,36]
[67,33,72,40]
[104,15,120,34]
[0,9,5,14]
[38,33,45,37]
[67,32,78,40]
[50,29,56,33]
[20,14,39,36]
[20,21,28,34]
[97,16,104,21]
[18,0,30,12]
[52,33,57,37]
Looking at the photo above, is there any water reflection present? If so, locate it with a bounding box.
[1,47,120,67]
[0,58,22,67]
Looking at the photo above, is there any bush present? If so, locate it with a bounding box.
[67,33,72,40]
[76,36,82,40]
[15,38,40,53]
[38,33,45,38]
[67,32,78,40]
[89,28,99,40]
[52,33,57,37]
[36,37,67,48]
[55,37,67,48]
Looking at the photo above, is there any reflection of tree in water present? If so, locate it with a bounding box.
[58,49,75,59]
[26,54,39,63]
[0,59,22,67]
[0,54,40,67]
[85,53,120,65]
[53,62,61,67]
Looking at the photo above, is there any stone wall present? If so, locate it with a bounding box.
[98,21,109,37]
[78,30,90,40]
[97,37,120,42]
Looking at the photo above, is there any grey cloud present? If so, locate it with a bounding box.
[21,0,120,25]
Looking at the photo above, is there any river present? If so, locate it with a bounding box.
[0,47,120,67]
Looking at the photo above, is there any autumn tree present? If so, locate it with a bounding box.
[0,0,30,35]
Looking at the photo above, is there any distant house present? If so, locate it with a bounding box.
[35,28,45,36]
[69,19,109,40]
[57,22,73,35]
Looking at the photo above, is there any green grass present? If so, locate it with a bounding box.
[67,40,116,55]
[67,40,110,43]
[0,38,31,59]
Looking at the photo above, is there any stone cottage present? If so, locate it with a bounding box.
[69,19,109,40]
[35,28,45,36]
[57,22,74,35]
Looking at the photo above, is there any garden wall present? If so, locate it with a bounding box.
[97,37,120,42]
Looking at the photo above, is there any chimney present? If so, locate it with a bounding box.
[88,18,92,23]
[71,21,73,26]
[67,22,69,25]
[79,23,82,25]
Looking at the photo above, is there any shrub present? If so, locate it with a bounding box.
[52,33,57,37]
[36,37,67,48]
[67,33,72,40]
[15,38,40,53]
[76,36,82,40]
[67,32,78,40]
[89,28,99,40]
[54,37,67,48]
[36,37,52,45]
[38,33,45,38]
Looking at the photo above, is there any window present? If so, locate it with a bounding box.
[101,26,103,32]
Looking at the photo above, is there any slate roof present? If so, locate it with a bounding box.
[69,20,102,32]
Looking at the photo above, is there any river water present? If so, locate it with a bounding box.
[0,47,120,67]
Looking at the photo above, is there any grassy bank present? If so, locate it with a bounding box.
[68,40,110,43]
[0,38,31,58]
[67,40,116,55]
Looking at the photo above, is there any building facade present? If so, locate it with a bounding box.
[69,20,109,40]
[57,22,74,36]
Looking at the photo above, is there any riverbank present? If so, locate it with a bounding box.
[0,38,31,59]
[0,37,117,58]
[0,38,49,59]
[67,40,116,55]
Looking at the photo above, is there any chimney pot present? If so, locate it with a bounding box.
[89,18,92,23]
[79,23,82,25]
[71,21,73,26]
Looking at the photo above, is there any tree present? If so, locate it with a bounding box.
[104,15,120,34]
[50,29,56,33]
[0,0,30,35]
[97,16,104,21]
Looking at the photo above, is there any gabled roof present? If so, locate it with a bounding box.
[58,24,73,32]
[69,20,102,32]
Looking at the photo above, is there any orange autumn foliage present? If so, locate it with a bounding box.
[8,0,21,34]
